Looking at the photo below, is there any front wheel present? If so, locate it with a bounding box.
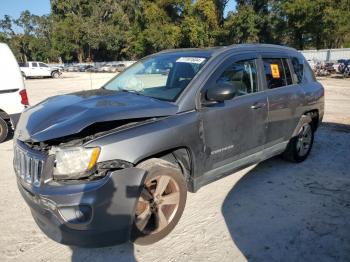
[131,158,187,245]
[51,71,60,78]
[283,122,314,163]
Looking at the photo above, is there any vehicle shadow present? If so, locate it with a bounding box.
[221,122,350,261]
[67,122,350,261]
[70,243,136,262]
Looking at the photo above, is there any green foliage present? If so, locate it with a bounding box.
[221,4,260,44]
[1,0,349,62]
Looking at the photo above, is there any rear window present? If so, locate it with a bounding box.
[263,58,293,89]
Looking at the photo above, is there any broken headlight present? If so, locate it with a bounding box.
[51,146,100,179]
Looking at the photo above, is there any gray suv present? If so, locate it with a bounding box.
[13,44,324,247]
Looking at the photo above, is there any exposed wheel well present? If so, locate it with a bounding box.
[135,147,194,192]
[304,110,319,131]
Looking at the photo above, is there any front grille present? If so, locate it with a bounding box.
[14,141,46,186]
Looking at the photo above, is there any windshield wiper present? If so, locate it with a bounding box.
[120,89,142,95]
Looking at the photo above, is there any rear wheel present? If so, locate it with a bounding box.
[0,117,9,143]
[283,122,314,162]
[131,158,187,245]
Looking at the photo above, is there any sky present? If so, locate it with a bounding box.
[0,0,236,19]
[0,0,50,18]
[224,0,237,17]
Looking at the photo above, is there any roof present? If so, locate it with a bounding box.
[157,44,298,58]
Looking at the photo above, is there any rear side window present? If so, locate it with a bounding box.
[291,57,304,83]
[217,59,257,96]
[263,58,293,89]
[32,62,38,67]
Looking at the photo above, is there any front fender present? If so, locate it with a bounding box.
[86,112,202,165]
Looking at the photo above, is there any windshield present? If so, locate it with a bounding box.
[103,54,208,101]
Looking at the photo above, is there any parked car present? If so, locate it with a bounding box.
[85,65,99,72]
[314,61,336,76]
[343,63,350,78]
[99,64,115,72]
[14,44,324,247]
[19,61,62,79]
[0,43,28,142]
[114,63,126,72]
[64,64,79,72]
[79,65,93,72]
[337,59,350,74]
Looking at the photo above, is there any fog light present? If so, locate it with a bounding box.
[59,205,92,224]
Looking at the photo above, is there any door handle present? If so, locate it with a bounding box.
[250,102,266,110]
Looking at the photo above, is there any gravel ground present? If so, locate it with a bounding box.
[0,73,349,262]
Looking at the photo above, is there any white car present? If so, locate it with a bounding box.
[19,61,62,79]
[0,43,29,142]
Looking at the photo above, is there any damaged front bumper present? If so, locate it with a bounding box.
[17,164,146,247]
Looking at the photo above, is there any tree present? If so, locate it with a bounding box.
[221,4,260,45]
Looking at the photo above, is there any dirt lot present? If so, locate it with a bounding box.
[0,73,349,262]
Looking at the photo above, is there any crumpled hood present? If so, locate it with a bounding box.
[16,89,178,142]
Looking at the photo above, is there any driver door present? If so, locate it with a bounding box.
[38,62,51,77]
[199,53,268,178]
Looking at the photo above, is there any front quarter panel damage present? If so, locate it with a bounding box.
[86,111,204,179]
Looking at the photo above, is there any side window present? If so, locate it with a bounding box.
[291,57,304,83]
[39,62,48,67]
[32,62,38,67]
[18,62,29,67]
[263,58,293,89]
[217,60,257,96]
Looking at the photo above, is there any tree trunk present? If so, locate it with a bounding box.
[78,48,84,63]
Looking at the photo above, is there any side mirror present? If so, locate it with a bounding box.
[206,82,237,102]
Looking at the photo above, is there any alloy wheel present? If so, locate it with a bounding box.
[135,175,180,234]
[296,124,312,157]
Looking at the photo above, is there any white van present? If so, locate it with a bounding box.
[0,43,28,142]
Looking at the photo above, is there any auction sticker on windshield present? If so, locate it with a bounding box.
[176,57,206,64]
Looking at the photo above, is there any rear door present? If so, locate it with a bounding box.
[200,53,268,174]
[259,52,305,145]
[30,62,40,77]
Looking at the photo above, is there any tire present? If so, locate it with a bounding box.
[282,122,314,163]
[0,117,9,143]
[131,158,187,245]
[51,71,59,78]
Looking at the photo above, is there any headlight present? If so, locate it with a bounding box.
[51,147,100,179]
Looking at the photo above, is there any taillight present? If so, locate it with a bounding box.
[19,89,29,106]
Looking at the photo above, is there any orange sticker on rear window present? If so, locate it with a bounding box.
[270,64,280,78]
